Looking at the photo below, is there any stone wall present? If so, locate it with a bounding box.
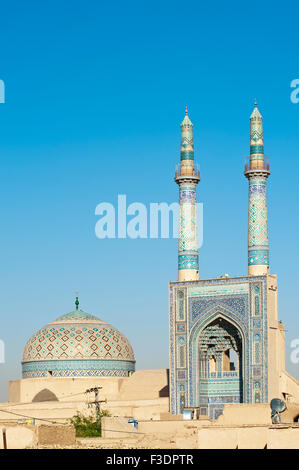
[8,369,169,405]
[0,424,76,448]
[102,417,140,438]
[8,376,127,403]
[37,424,76,446]
[2,421,299,449]
[0,397,169,426]
[197,424,299,449]
[101,417,299,449]
[216,403,271,426]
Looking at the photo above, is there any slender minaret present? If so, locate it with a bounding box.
[175,107,200,281]
[244,100,270,276]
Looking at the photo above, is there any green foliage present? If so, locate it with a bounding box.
[70,408,110,437]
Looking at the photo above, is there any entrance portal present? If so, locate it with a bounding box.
[198,317,243,419]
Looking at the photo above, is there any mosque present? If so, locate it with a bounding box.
[169,101,297,419]
[2,102,299,428]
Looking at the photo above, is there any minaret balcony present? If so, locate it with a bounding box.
[244,156,270,178]
[175,163,200,184]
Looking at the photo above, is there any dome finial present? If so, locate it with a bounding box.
[254,97,257,108]
[75,292,79,310]
[185,105,188,115]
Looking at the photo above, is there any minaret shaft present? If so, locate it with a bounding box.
[175,108,200,281]
[245,101,270,276]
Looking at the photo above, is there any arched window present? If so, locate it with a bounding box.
[32,389,58,403]
[197,317,244,418]
[198,319,243,383]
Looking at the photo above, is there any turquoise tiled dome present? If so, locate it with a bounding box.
[22,309,135,378]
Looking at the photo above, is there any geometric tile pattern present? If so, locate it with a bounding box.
[169,276,268,418]
[248,179,268,249]
[179,187,198,242]
[22,358,135,372]
[22,309,135,378]
[250,104,263,150]
[178,186,199,270]
[180,111,194,161]
[247,103,270,268]
[177,110,200,273]
[23,369,130,378]
[248,179,269,267]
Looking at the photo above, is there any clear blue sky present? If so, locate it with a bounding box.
[0,0,298,401]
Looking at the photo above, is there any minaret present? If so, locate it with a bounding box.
[175,107,200,281]
[244,100,270,276]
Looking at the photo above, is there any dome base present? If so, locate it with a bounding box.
[22,359,135,379]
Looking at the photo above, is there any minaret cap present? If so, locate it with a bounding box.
[181,106,193,127]
[250,98,262,119]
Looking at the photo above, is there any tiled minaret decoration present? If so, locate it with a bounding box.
[175,107,200,281]
[244,100,270,276]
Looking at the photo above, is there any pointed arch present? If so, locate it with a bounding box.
[189,310,246,416]
[190,305,246,343]
[32,389,58,403]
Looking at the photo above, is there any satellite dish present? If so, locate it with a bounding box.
[270,398,286,413]
[270,398,286,424]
